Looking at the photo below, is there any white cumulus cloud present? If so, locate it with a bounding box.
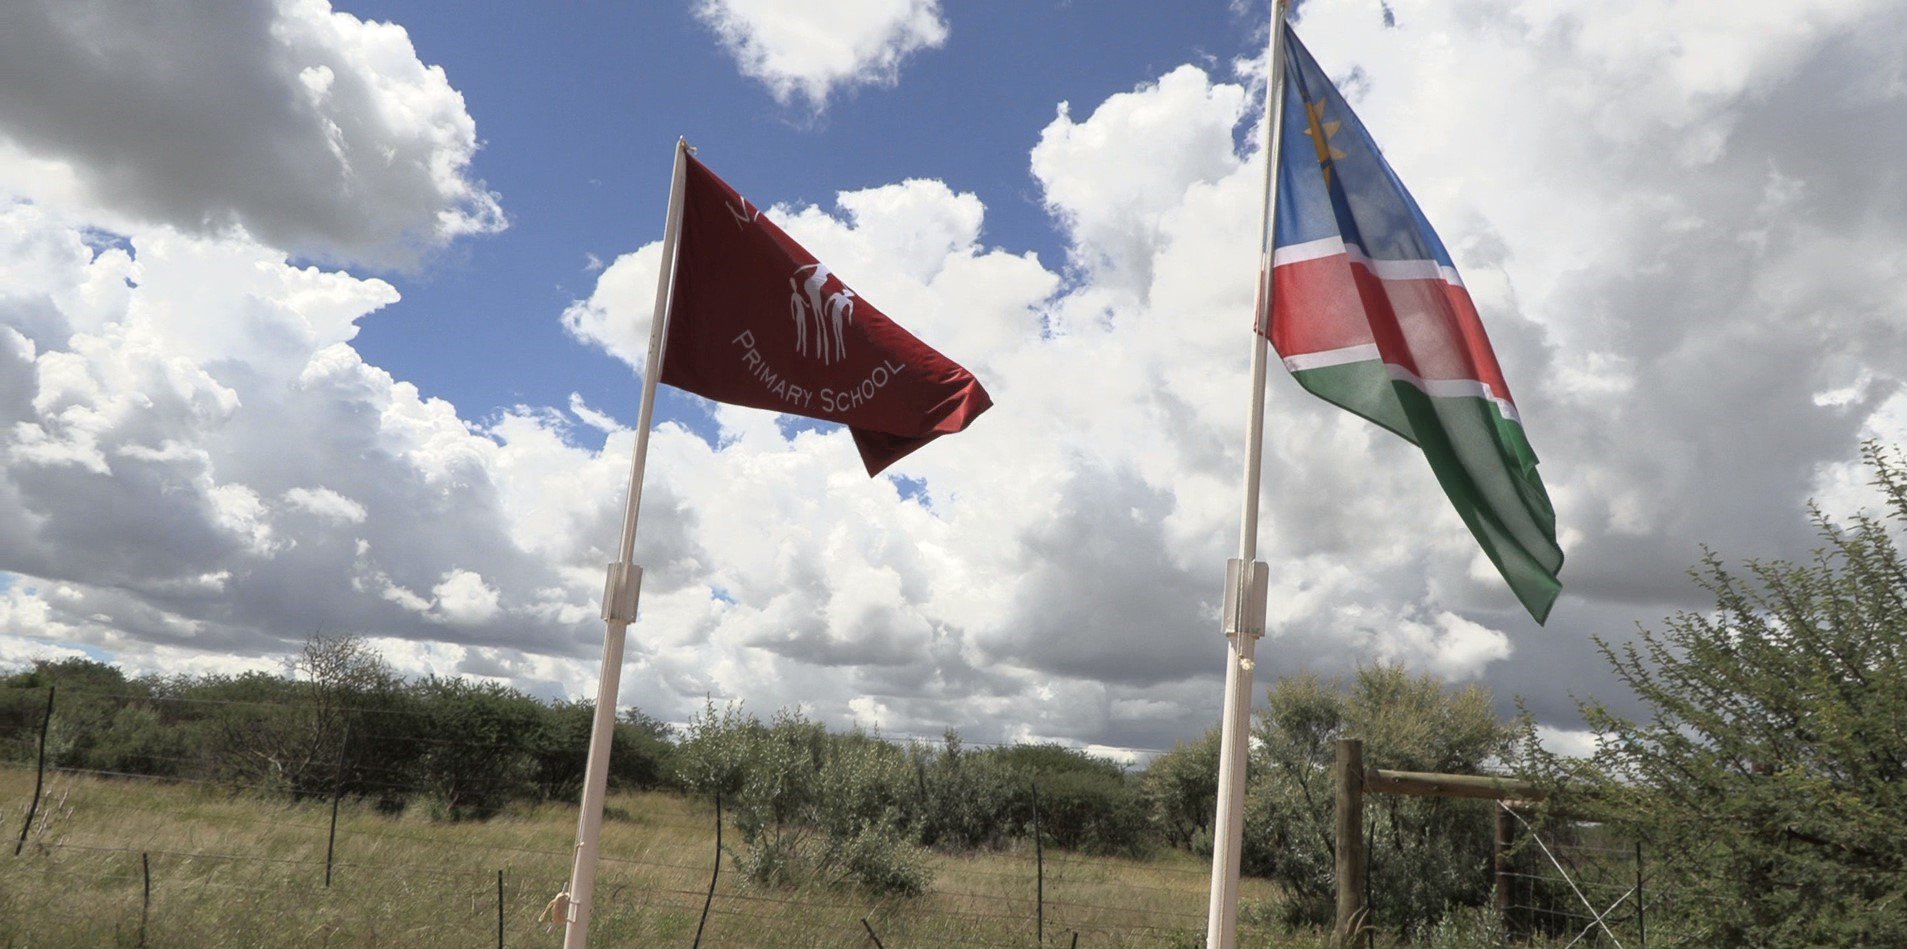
[430,569,504,625]
[0,0,504,267]
[695,0,949,109]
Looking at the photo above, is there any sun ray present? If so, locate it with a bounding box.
[1302,98,1348,184]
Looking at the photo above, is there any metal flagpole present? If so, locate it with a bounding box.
[560,136,692,949]
[1206,4,1290,948]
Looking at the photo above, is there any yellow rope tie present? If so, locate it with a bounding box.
[539,891,570,932]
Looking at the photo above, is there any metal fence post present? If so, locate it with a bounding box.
[1364,819,1375,948]
[324,724,350,884]
[1032,781,1044,946]
[1636,840,1646,947]
[692,792,722,949]
[1495,802,1514,932]
[13,685,54,856]
[139,851,151,947]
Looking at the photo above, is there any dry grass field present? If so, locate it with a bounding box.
[0,765,1301,947]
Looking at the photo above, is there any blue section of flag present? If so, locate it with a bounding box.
[1272,23,1454,270]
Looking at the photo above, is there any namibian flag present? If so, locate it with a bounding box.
[1266,24,1563,622]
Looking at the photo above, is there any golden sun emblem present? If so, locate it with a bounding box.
[1302,98,1348,184]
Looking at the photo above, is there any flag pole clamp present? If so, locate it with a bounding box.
[1222,559,1269,638]
[601,562,643,623]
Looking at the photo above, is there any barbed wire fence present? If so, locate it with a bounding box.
[1497,802,1649,948]
[2,683,1231,947]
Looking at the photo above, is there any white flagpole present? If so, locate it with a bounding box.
[1206,4,1290,948]
[560,137,692,949]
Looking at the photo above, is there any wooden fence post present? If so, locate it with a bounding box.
[1334,738,1366,944]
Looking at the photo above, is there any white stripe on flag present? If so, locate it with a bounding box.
[1273,237,1465,288]
[1271,236,1345,266]
[1285,347,1524,425]
[1384,363,1522,424]
[1281,343,1378,372]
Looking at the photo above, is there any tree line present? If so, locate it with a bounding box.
[0,636,674,820]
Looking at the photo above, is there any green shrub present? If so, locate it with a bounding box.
[973,742,1152,858]
[0,658,142,770]
[674,698,763,798]
[89,704,187,777]
[832,821,931,896]
[612,707,677,791]
[912,733,1019,851]
[1244,666,1511,936]
[1420,905,1507,948]
[408,676,544,820]
[1034,768,1151,857]
[677,703,934,897]
[1142,727,1221,853]
[1544,442,1907,945]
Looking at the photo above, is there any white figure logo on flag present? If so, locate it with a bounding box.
[726,196,759,230]
[789,264,855,364]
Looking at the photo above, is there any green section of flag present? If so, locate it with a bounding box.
[1292,359,1563,622]
[1287,358,1411,442]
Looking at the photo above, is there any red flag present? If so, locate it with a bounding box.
[661,155,992,475]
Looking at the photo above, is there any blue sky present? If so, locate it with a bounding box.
[347,0,1255,431]
[3,0,1905,755]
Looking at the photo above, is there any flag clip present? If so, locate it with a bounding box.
[1222,559,1269,637]
[601,562,643,623]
